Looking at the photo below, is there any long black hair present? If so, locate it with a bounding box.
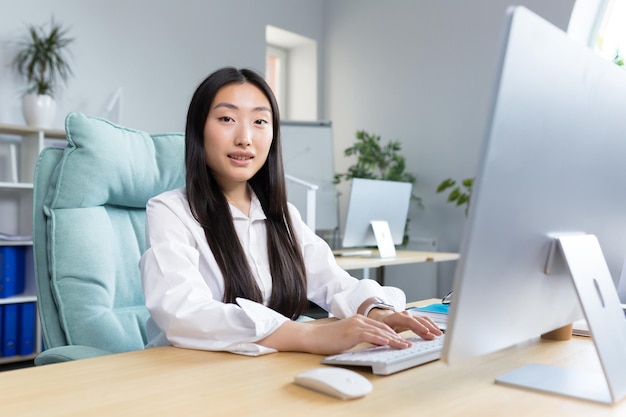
[185,67,308,319]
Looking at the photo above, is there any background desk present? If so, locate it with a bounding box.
[334,249,460,284]
[1,300,622,416]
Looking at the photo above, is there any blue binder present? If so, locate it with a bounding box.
[0,246,26,298]
[18,302,36,356]
[2,304,18,357]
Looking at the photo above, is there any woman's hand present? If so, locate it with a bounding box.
[258,314,416,355]
[367,309,443,341]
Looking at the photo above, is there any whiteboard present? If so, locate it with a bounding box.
[281,121,338,231]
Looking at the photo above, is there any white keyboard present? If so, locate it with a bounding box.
[321,336,444,375]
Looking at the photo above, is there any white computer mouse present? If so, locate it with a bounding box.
[294,367,373,400]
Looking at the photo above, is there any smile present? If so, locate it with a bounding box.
[229,155,253,160]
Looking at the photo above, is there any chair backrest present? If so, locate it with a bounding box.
[33,112,185,353]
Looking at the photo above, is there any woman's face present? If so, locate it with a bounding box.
[203,82,273,190]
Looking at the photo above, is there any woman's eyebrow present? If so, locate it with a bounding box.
[213,102,271,113]
[253,106,272,113]
[213,102,238,110]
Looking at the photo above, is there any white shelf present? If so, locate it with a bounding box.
[0,182,33,190]
[0,241,33,246]
[0,352,38,365]
[0,123,65,139]
[0,123,65,364]
[0,295,37,305]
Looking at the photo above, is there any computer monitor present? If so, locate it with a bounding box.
[341,178,412,255]
[442,6,626,404]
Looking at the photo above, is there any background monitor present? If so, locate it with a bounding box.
[341,178,412,249]
[442,6,626,402]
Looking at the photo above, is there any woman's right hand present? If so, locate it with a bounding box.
[258,315,413,355]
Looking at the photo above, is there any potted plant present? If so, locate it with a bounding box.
[436,177,474,216]
[11,18,74,128]
[334,130,417,184]
[335,130,419,246]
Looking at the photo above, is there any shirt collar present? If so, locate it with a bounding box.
[228,188,267,222]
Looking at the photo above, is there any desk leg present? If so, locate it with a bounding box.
[376,267,385,286]
[362,267,384,285]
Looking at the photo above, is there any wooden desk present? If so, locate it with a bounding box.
[1,301,623,416]
[334,249,460,284]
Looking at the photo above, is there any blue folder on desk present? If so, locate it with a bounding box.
[410,303,449,314]
[408,303,449,330]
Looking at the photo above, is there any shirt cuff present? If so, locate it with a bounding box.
[229,297,291,356]
[224,343,278,356]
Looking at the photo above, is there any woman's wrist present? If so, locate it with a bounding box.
[366,307,395,321]
[357,297,379,316]
[257,320,314,352]
[358,297,396,318]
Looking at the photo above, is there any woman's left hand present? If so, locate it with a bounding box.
[367,309,443,340]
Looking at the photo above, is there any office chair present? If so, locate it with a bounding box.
[32,112,185,365]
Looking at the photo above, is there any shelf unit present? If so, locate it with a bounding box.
[0,123,65,364]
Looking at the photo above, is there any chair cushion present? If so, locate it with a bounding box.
[43,112,185,353]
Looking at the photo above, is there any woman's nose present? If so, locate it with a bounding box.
[235,124,252,147]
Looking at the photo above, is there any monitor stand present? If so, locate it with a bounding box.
[370,220,396,258]
[495,234,626,404]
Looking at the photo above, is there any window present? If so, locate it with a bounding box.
[266,45,288,117]
[265,25,317,121]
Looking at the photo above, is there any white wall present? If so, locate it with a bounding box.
[0,0,326,132]
[289,40,318,120]
[323,0,577,298]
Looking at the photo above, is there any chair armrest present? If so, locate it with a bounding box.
[34,345,114,366]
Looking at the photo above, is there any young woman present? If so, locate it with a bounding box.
[140,67,441,356]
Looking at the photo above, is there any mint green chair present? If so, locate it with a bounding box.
[33,112,185,365]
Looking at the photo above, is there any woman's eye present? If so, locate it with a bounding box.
[219,116,233,122]
[255,119,268,125]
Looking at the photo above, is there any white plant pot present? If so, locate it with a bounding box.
[22,94,57,128]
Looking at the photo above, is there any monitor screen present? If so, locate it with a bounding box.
[341,178,412,249]
[442,5,626,397]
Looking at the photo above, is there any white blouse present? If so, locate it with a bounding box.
[140,187,406,355]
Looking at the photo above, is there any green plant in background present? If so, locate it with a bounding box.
[12,18,74,97]
[436,177,474,216]
[335,130,419,246]
[334,130,416,184]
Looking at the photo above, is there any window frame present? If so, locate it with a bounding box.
[266,44,289,119]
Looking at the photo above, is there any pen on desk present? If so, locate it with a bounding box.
[441,291,453,305]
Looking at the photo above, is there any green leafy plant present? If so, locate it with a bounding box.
[12,18,74,97]
[436,177,474,216]
[334,130,416,184]
[335,130,419,246]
